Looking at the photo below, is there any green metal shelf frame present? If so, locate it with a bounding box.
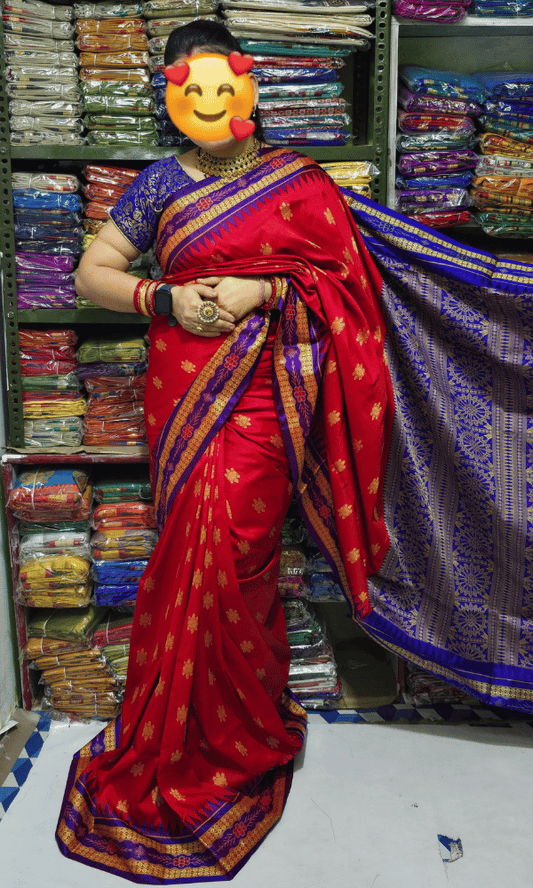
[1,0,391,449]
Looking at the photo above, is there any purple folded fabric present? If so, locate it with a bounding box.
[393,0,470,19]
[398,149,478,176]
[15,251,76,272]
[398,85,481,117]
[396,187,472,212]
[75,362,148,379]
[397,110,476,134]
[17,292,77,309]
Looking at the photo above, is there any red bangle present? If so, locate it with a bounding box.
[133,279,158,316]
[262,277,278,311]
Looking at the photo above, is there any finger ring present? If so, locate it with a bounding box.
[197,301,219,324]
[195,325,202,332]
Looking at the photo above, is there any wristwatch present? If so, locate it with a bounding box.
[154,284,177,326]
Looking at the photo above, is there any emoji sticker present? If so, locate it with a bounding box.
[164,51,256,143]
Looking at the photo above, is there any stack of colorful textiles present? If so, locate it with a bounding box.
[18,328,86,448]
[283,598,340,709]
[392,0,472,21]
[13,171,82,297]
[221,0,374,50]
[320,160,378,197]
[76,336,148,446]
[472,71,533,237]
[25,606,122,719]
[277,504,345,603]
[17,513,93,607]
[3,0,82,145]
[91,472,154,610]
[8,467,93,523]
[93,612,134,689]
[75,2,158,146]
[77,165,147,295]
[403,662,476,705]
[395,66,483,227]
[146,0,218,146]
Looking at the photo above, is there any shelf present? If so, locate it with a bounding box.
[394,13,533,35]
[17,309,149,325]
[10,142,378,164]
[2,451,149,466]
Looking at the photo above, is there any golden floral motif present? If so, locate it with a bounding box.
[181,360,196,373]
[326,359,337,374]
[227,608,240,624]
[254,716,264,728]
[147,413,156,426]
[217,705,227,722]
[136,649,147,666]
[353,439,363,452]
[235,741,248,756]
[371,403,382,420]
[241,640,254,654]
[347,548,361,563]
[176,705,187,724]
[203,590,214,609]
[333,459,346,473]
[225,468,240,484]
[155,339,166,352]
[213,527,221,544]
[208,669,216,685]
[170,788,186,801]
[152,376,163,390]
[270,434,283,449]
[213,771,228,787]
[371,543,381,557]
[267,736,280,749]
[165,632,174,652]
[142,721,154,741]
[260,242,273,255]
[356,329,369,344]
[343,246,353,264]
[200,526,207,544]
[187,613,199,633]
[151,788,164,807]
[139,612,151,627]
[218,569,228,587]
[204,630,213,647]
[185,521,191,536]
[374,327,382,342]
[203,483,211,501]
[338,504,353,519]
[192,569,203,588]
[176,589,184,605]
[280,202,293,220]
[360,274,367,289]
[325,208,335,224]
[130,762,144,777]
[226,500,233,520]
[237,688,246,699]
[256,668,266,681]
[182,659,194,679]
[116,799,129,813]
[155,678,165,697]
[368,478,379,495]
[204,551,213,567]
[327,411,341,426]
[353,364,365,380]
[351,236,359,253]
[170,749,182,764]
[238,539,250,555]
[234,414,251,428]
[152,643,159,662]
[253,497,266,513]
[194,480,202,497]
[143,577,154,592]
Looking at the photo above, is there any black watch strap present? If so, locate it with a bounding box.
[153,285,177,326]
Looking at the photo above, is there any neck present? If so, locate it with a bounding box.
[199,136,256,159]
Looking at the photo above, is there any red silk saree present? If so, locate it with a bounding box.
[56,147,393,882]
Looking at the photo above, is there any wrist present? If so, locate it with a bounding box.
[133,278,158,317]
[261,277,279,312]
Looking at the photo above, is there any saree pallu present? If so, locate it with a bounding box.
[56,149,392,882]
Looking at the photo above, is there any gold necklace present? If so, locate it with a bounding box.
[196,139,261,181]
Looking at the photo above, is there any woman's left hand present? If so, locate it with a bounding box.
[195,276,270,322]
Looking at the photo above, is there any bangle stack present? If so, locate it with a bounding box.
[133,278,158,317]
[261,276,280,311]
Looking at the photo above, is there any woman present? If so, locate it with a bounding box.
[56,20,393,883]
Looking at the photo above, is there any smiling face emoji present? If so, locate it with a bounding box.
[165,52,256,145]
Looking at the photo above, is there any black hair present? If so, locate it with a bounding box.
[164,20,266,142]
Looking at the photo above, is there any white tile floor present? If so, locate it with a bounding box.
[0,714,532,888]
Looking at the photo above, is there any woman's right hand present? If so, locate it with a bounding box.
[171,281,236,337]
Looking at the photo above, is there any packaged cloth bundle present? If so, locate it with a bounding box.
[395,66,484,227]
[392,0,472,21]
[473,70,533,237]
[3,0,82,145]
[8,467,93,522]
[13,170,82,269]
[283,599,340,708]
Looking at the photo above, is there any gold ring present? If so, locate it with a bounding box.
[197,301,219,324]
[195,325,202,332]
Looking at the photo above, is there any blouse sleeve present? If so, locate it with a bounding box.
[109,162,164,254]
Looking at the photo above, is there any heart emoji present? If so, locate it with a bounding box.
[164,62,190,86]
[228,51,255,76]
[229,116,256,140]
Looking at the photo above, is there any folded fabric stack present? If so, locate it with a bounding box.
[18,328,86,448]
[91,492,155,607]
[320,160,378,197]
[25,605,122,719]
[403,662,476,705]
[277,503,345,604]
[395,66,484,228]
[13,171,82,304]
[93,612,135,688]
[8,467,93,523]
[77,165,147,297]
[472,71,533,237]
[3,0,82,145]
[222,1,362,146]
[143,0,219,145]
[471,0,533,14]
[392,0,472,21]
[75,1,158,146]
[76,336,148,446]
[283,598,340,709]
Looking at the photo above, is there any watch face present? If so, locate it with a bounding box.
[154,287,173,315]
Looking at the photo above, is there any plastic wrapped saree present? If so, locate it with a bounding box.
[57,145,533,881]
